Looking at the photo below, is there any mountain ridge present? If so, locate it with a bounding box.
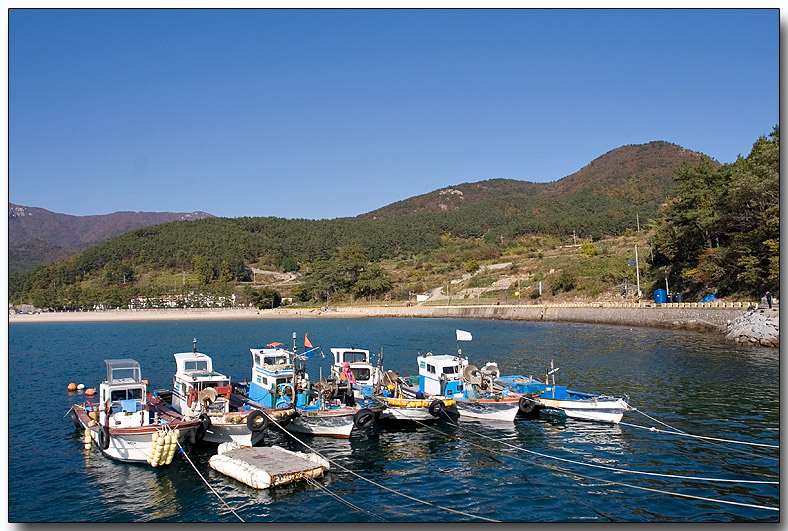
[8,204,214,274]
[358,141,702,219]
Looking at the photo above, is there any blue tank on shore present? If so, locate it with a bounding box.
[654,289,667,304]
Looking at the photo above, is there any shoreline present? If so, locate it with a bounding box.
[11,303,776,348]
[7,302,760,329]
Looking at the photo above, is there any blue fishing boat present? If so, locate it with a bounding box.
[238,336,379,438]
[497,360,630,424]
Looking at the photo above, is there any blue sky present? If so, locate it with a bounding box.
[8,8,780,220]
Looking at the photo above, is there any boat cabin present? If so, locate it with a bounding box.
[416,354,465,397]
[329,348,378,386]
[99,358,147,426]
[171,352,231,415]
[247,346,298,407]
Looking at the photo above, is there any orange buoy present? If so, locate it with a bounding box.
[67,383,77,391]
[85,388,96,396]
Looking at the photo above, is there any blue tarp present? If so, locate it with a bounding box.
[701,294,717,303]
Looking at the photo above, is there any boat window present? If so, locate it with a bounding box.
[427,364,436,374]
[276,377,289,386]
[343,351,366,363]
[443,366,457,375]
[352,368,371,380]
[110,388,143,401]
[254,354,260,366]
[185,360,208,371]
[110,367,140,383]
[265,356,287,365]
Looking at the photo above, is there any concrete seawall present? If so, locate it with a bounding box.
[323,303,752,332]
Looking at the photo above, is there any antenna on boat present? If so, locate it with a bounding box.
[193,338,197,353]
[547,359,560,386]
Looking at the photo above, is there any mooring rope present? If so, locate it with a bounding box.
[627,406,687,433]
[263,410,500,523]
[620,420,780,449]
[174,438,245,523]
[441,414,778,484]
[428,412,778,512]
[303,476,388,522]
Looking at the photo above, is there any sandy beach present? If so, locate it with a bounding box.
[7,307,333,322]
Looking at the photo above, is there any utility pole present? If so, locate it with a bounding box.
[636,213,640,232]
[634,245,641,299]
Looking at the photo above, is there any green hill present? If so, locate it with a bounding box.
[10,131,778,310]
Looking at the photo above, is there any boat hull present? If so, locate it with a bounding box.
[377,397,459,423]
[286,409,357,438]
[537,397,628,424]
[72,404,200,464]
[199,408,296,446]
[454,397,520,422]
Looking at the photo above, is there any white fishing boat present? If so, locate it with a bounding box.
[376,370,459,423]
[328,346,457,423]
[328,347,385,399]
[411,353,521,421]
[69,359,201,466]
[163,340,296,446]
[497,360,630,424]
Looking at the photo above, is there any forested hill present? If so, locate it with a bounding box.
[359,141,701,219]
[8,204,214,274]
[9,140,704,288]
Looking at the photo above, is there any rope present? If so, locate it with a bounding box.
[451,416,778,484]
[628,406,687,433]
[174,438,245,522]
[620,420,780,449]
[430,412,779,512]
[263,410,500,522]
[303,476,387,522]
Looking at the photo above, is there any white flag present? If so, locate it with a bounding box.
[456,329,473,341]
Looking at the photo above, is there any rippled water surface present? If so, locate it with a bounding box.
[8,318,779,522]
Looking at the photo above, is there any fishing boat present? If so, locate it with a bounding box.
[68,359,202,466]
[409,352,522,422]
[328,346,458,423]
[160,339,296,447]
[376,370,459,423]
[328,347,385,399]
[239,337,379,438]
[497,360,630,424]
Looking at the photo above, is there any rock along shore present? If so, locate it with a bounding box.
[9,301,777,348]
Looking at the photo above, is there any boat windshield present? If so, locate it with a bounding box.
[265,356,288,365]
[442,366,458,375]
[342,351,368,363]
[184,360,209,371]
[110,387,144,402]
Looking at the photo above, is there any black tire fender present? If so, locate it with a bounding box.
[199,412,212,431]
[98,425,110,450]
[195,423,206,442]
[246,409,270,432]
[428,400,445,417]
[519,396,537,414]
[69,408,81,430]
[353,408,375,429]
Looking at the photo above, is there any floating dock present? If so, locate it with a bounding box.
[209,443,330,489]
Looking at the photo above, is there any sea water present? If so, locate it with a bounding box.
[8,317,779,522]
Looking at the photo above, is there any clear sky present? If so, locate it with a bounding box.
[7,8,781,220]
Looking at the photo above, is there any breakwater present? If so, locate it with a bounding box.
[322,302,756,333]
